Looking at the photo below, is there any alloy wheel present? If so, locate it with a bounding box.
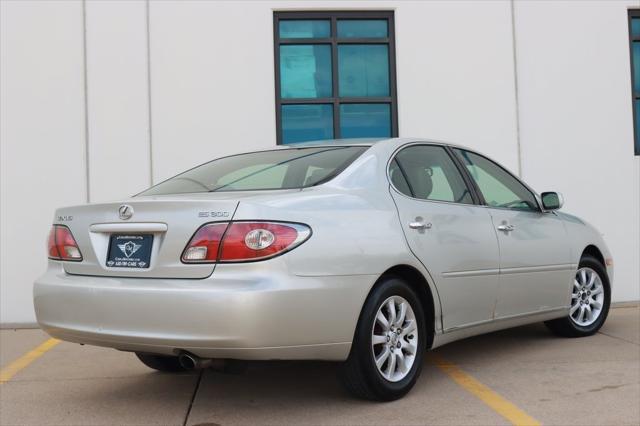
[371,295,418,382]
[570,267,605,327]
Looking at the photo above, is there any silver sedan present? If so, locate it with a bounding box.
[34,138,613,400]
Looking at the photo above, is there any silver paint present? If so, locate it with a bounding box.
[34,138,613,360]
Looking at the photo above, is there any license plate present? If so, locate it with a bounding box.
[107,234,153,268]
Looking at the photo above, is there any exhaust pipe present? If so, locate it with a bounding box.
[178,352,214,370]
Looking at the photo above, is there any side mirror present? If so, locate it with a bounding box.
[541,191,564,211]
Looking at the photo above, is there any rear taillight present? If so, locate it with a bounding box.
[182,221,311,263]
[48,225,82,261]
[181,223,228,262]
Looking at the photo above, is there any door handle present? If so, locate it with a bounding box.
[409,221,432,230]
[497,224,515,232]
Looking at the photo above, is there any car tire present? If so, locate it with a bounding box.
[339,275,426,401]
[135,353,188,372]
[545,255,611,337]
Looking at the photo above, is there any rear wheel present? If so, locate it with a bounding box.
[545,255,610,337]
[135,353,188,372]
[339,276,426,401]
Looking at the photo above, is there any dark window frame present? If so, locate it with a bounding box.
[273,10,398,145]
[628,10,640,156]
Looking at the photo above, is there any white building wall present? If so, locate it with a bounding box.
[85,0,151,203]
[1,0,638,325]
[1,0,88,325]
[513,0,640,301]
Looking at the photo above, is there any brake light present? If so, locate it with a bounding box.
[48,225,82,261]
[181,223,228,262]
[182,222,311,263]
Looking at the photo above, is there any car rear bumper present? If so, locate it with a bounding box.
[34,261,376,361]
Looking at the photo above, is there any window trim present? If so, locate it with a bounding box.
[451,147,543,213]
[628,10,640,156]
[273,10,398,145]
[386,142,482,206]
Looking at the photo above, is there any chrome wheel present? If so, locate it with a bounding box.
[371,295,418,382]
[570,267,605,327]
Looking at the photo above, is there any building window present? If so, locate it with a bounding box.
[629,10,640,155]
[274,11,398,144]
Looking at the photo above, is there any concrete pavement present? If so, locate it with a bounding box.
[1,306,638,425]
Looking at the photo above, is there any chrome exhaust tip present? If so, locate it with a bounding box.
[178,352,213,370]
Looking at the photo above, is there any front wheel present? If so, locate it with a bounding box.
[339,276,426,401]
[545,255,610,337]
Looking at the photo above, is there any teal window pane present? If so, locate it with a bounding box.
[636,100,640,154]
[279,20,330,38]
[338,44,389,97]
[337,19,388,38]
[280,45,332,98]
[340,104,390,138]
[282,104,333,144]
[632,18,640,37]
[634,42,640,93]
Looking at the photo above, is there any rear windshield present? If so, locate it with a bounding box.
[138,146,369,196]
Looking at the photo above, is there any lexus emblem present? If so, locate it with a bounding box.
[118,204,133,220]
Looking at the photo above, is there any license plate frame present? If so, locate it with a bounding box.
[106,234,153,269]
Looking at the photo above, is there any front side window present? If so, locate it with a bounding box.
[274,11,397,144]
[139,146,368,196]
[454,149,539,212]
[390,145,474,204]
[628,10,640,155]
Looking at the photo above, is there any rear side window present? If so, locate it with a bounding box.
[139,146,368,195]
[389,145,473,204]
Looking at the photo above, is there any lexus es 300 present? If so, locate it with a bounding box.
[35,138,612,400]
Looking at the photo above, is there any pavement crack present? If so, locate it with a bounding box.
[183,369,204,426]
[597,330,640,346]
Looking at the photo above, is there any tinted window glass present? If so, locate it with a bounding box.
[454,149,538,211]
[282,104,334,144]
[274,12,397,144]
[391,145,473,204]
[279,20,330,38]
[337,19,388,38]
[338,44,389,97]
[632,17,640,37]
[139,147,368,195]
[389,159,411,195]
[339,103,391,138]
[280,45,332,98]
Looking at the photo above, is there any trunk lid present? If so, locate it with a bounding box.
[55,195,241,279]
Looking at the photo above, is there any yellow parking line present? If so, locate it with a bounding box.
[0,338,60,384]
[429,353,541,426]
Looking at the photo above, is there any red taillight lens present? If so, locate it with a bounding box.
[181,223,228,262]
[48,225,82,261]
[220,222,300,261]
[182,222,310,263]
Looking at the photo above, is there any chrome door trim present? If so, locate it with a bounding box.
[441,269,500,278]
[500,263,577,275]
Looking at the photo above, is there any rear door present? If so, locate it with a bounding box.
[389,144,500,331]
[453,149,572,317]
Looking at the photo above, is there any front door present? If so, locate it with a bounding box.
[453,149,573,318]
[389,144,500,331]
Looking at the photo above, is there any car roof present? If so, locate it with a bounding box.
[276,137,470,150]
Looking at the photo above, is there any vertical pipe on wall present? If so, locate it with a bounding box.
[146,0,154,186]
[82,0,91,202]
[510,0,523,178]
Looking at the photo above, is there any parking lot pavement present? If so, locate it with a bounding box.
[1,305,638,426]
